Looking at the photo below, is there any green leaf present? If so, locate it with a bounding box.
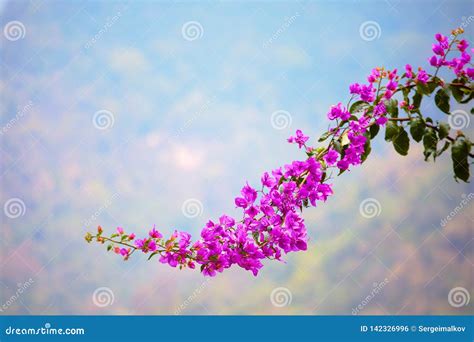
[349,100,367,114]
[107,244,113,251]
[451,137,471,182]
[385,99,398,118]
[436,141,450,157]
[361,133,371,163]
[417,81,438,95]
[438,122,450,140]
[318,131,332,142]
[385,121,399,142]
[434,88,450,114]
[423,128,438,161]
[333,140,342,154]
[450,83,464,103]
[369,124,380,139]
[147,251,159,260]
[393,128,410,156]
[412,92,422,110]
[409,118,425,142]
[460,91,474,104]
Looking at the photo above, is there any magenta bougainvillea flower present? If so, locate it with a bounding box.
[85,28,473,277]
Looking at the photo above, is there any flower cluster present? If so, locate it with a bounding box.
[429,31,473,78]
[85,29,473,276]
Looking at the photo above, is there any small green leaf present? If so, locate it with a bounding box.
[417,81,438,95]
[107,244,113,251]
[438,122,450,140]
[318,131,332,142]
[148,251,159,260]
[385,99,399,118]
[333,140,342,154]
[385,121,399,142]
[436,141,450,157]
[393,128,410,156]
[449,83,464,103]
[409,118,425,142]
[349,100,367,114]
[423,128,438,161]
[369,124,380,139]
[451,137,471,182]
[412,92,422,110]
[434,88,450,114]
[361,133,371,162]
[460,91,474,104]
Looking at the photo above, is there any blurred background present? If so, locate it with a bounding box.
[1,0,473,315]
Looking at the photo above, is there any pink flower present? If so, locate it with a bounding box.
[287,129,309,148]
[149,226,163,239]
[324,148,339,166]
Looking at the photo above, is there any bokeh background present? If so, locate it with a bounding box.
[1,0,473,315]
